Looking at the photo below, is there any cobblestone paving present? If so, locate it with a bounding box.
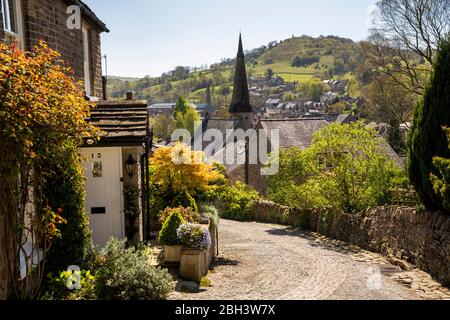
[169,220,450,300]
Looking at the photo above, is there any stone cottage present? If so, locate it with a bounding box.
[1,0,108,300]
[80,93,152,248]
[0,0,109,99]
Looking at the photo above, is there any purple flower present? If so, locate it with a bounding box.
[176,223,211,250]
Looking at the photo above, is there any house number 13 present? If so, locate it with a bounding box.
[91,153,102,159]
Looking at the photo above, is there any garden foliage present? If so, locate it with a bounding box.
[158,211,186,246]
[0,41,96,299]
[96,239,173,300]
[177,224,211,250]
[268,122,406,212]
[408,40,450,212]
[431,128,450,212]
[158,207,200,226]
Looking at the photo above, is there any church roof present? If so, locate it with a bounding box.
[258,118,328,149]
[229,34,252,114]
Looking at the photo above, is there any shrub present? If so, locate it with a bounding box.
[177,224,211,250]
[200,205,220,228]
[124,186,140,242]
[158,207,201,226]
[45,143,91,276]
[96,238,173,300]
[431,128,450,211]
[172,189,199,212]
[158,211,186,245]
[408,40,450,212]
[268,122,406,212]
[212,182,260,220]
[43,270,96,301]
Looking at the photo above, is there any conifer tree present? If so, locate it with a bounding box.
[408,40,450,212]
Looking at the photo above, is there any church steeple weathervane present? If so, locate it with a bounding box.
[229,33,252,114]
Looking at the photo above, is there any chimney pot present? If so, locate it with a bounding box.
[126,90,134,100]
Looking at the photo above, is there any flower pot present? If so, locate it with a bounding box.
[163,245,182,264]
[179,248,208,282]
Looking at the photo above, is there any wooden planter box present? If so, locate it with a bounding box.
[179,248,209,282]
[163,245,182,264]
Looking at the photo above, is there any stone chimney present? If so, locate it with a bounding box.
[126,90,134,100]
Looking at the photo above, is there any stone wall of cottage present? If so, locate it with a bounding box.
[0,0,104,98]
[249,201,450,287]
[89,27,103,99]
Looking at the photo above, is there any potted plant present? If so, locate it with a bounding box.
[177,223,212,282]
[158,211,186,264]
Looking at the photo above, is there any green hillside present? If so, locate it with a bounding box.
[107,35,362,104]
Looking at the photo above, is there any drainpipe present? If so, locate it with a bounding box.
[140,153,146,241]
[102,76,107,101]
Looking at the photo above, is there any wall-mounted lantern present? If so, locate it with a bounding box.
[125,155,137,178]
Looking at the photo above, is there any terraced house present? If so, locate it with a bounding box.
[0,0,108,98]
[0,0,108,300]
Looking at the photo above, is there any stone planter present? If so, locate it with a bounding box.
[163,245,182,264]
[179,247,209,282]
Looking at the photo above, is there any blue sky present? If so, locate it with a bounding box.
[84,0,377,78]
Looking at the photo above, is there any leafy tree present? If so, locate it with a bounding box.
[361,72,417,125]
[329,101,347,114]
[408,40,450,212]
[173,97,200,136]
[265,68,274,80]
[297,77,327,102]
[363,0,449,95]
[174,96,190,115]
[176,107,200,136]
[150,142,223,196]
[150,114,175,141]
[268,123,406,212]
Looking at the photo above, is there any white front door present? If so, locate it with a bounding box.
[81,147,124,247]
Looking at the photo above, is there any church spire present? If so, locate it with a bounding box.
[229,33,252,114]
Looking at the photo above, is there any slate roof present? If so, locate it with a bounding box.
[86,100,149,146]
[148,103,176,110]
[379,139,405,168]
[258,119,329,149]
[200,118,239,146]
[336,114,357,124]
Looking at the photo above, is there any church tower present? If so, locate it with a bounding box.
[229,34,253,131]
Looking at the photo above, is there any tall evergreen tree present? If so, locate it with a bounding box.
[408,40,450,212]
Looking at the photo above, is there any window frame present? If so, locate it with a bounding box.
[1,0,24,49]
